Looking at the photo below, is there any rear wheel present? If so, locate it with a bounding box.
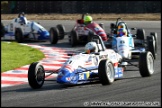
[98,59,115,85]
[15,28,24,43]
[28,62,45,89]
[139,52,154,77]
[49,27,59,44]
[56,24,65,40]
[70,30,78,47]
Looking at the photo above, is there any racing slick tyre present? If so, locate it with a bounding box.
[56,24,65,40]
[136,29,146,40]
[70,30,78,47]
[139,51,154,77]
[98,59,115,85]
[150,32,157,56]
[49,27,59,44]
[28,62,45,89]
[15,28,24,43]
[147,36,156,59]
[1,22,5,37]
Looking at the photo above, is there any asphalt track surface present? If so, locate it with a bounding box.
[1,20,161,107]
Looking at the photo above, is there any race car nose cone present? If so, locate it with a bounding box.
[56,69,71,84]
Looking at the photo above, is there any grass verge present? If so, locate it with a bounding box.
[1,42,45,72]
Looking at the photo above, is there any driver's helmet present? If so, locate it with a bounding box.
[117,28,127,37]
[19,16,26,24]
[118,23,126,29]
[84,15,93,25]
[85,42,98,53]
[18,12,25,18]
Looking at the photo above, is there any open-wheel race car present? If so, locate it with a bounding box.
[105,17,158,60]
[49,14,107,47]
[1,13,50,43]
[28,34,155,89]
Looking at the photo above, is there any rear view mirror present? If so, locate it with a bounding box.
[77,19,84,24]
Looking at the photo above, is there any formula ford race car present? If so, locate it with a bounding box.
[105,17,158,59]
[28,34,155,89]
[49,14,107,47]
[1,13,50,43]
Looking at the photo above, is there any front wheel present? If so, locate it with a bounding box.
[49,27,59,44]
[139,51,154,77]
[136,29,146,40]
[28,62,45,89]
[98,59,115,85]
[15,28,24,43]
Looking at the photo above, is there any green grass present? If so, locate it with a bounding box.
[1,42,45,72]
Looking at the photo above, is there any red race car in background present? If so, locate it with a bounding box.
[49,13,108,47]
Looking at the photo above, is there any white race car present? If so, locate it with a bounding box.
[1,14,50,43]
[28,34,154,89]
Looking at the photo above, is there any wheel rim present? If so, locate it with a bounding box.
[147,54,154,74]
[106,62,114,81]
[36,66,44,84]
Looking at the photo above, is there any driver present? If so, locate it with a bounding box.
[85,42,98,54]
[19,12,27,25]
[83,15,108,42]
[117,28,127,37]
[83,15,93,25]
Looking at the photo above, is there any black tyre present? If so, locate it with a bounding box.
[49,27,59,44]
[1,22,5,37]
[56,24,65,40]
[139,51,154,77]
[70,30,78,47]
[28,62,45,89]
[15,28,24,43]
[147,36,156,59]
[136,29,146,40]
[150,32,157,56]
[98,59,115,85]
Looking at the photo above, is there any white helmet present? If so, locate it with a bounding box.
[85,42,98,53]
